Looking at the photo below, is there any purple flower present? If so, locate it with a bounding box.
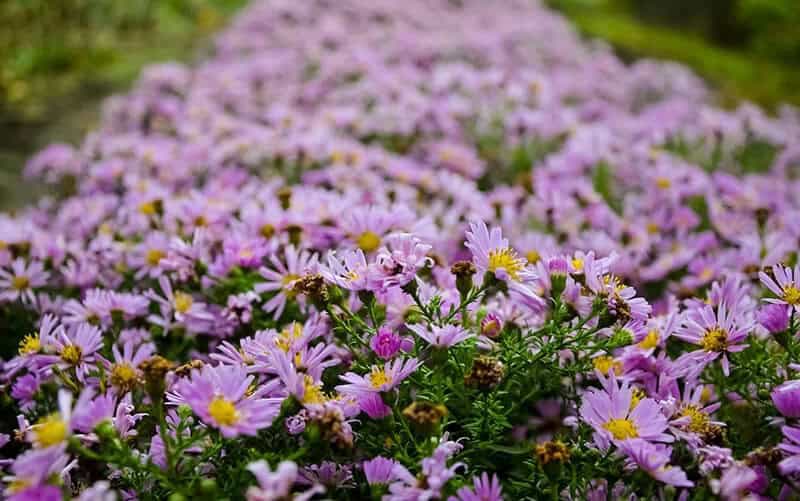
[757,303,790,334]
[255,245,318,318]
[760,264,800,312]
[779,426,800,474]
[465,220,532,283]
[336,358,421,398]
[358,393,392,419]
[246,460,323,501]
[4,444,72,499]
[363,456,401,486]
[480,313,503,339]
[177,364,283,437]
[674,303,751,377]
[773,380,800,418]
[0,258,49,304]
[370,326,404,359]
[407,324,473,349]
[619,439,693,488]
[578,374,672,449]
[449,472,503,501]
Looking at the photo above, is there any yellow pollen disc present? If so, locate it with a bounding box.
[357,231,381,253]
[19,334,41,355]
[638,330,660,350]
[260,224,275,238]
[282,273,300,290]
[701,327,728,352]
[61,344,82,365]
[193,215,207,227]
[369,367,391,389]
[700,268,714,281]
[783,285,800,306]
[487,247,524,281]
[655,177,671,189]
[345,270,359,282]
[646,222,659,234]
[11,275,30,291]
[571,258,584,272]
[145,249,165,266]
[8,479,30,494]
[34,414,68,447]
[174,292,193,314]
[681,404,711,434]
[593,355,622,376]
[139,201,157,215]
[302,375,326,404]
[111,363,138,389]
[603,418,638,440]
[526,249,541,264]
[208,397,239,426]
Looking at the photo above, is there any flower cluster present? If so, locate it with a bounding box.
[1,0,800,499]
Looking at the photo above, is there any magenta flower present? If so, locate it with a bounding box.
[255,245,318,318]
[407,323,473,349]
[579,374,672,450]
[363,456,401,486]
[779,426,800,474]
[619,439,693,488]
[4,444,72,500]
[45,322,104,382]
[465,220,533,283]
[370,326,405,359]
[760,264,800,312]
[336,358,421,398]
[177,364,284,437]
[757,303,790,334]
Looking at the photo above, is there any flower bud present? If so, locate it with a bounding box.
[772,380,800,418]
[451,260,476,297]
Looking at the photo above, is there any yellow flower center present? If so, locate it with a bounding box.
[260,224,275,238]
[208,396,239,426]
[18,333,41,355]
[11,275,30,291]
[34,414,68,447]
[487,247,525,281]
[526,249,541,264]
[701,327,728,352]
[571,258,584,272]
[345,270,359,282]
[357,231,381,252]
[111,363,139,390]
[593,355,622,375]
[8,479,30,494]
[139,201,157,215]
[603,418,639,440]
[655,177,671,189]
[638,330,660,350]
[276,323,303,352]
[302,375,326,404]
[282,273,301,297]
[369,367,391,389]
[681,404,711,434]
[646,222,659,234]
[783,285,800,306]
[145,249,165,266]
[61,344,82,365]
[174,292,193,314]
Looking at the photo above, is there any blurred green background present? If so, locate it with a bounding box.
[0,0,245,209]
[1,0,799,209]
[548,0,800,109]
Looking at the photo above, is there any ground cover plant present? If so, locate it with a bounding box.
[2,0,800,499]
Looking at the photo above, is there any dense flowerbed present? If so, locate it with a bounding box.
[2,0,800,499]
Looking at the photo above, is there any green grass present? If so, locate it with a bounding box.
[549,0,800,109]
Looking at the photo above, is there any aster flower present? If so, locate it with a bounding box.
[773,380,800,418]
[45,322,104,382]
[255,245,319,318]
[3,444,73,499]
[387,434,465,500]
[146,276,214,334]
[336,357,421,398]
[619,439,693,488]
[0,258,49,304]
[673,303,752,377]
[246,460,324,501]
[760,264,800,312]
[363,456,401,486]
[321,248,371,291]
[579,374,672,450]
[449,472,504,501]
[176,364,284,437]
[370,326,410,359]
[465,220,533,283]
[407,323,473,349]
[757,303,790,334]
[778,426,800,474]
[107,340,155,394]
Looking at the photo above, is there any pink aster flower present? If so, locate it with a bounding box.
[176,364,284,437]
[673,303,751,377]
[773,380,800,418]
[45,322,104,382]
[760,264,800,312]
[4,444,73,500]
[465,220,533,283]
[450,472,503,501]
[255,245,318,318]
[370,326,411,359]
[778,426,800,474]
[336,357,421,398]
[578,373,672,450]
[619,439,693,488]
[407,323,473,349]
[363,456,401,486]
[0,258,49,304]
[321,248,371,291]
[146,276,214,334]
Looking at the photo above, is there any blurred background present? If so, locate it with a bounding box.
[1,0,799,209]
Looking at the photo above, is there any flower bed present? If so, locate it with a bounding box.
[2,0,800,499]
